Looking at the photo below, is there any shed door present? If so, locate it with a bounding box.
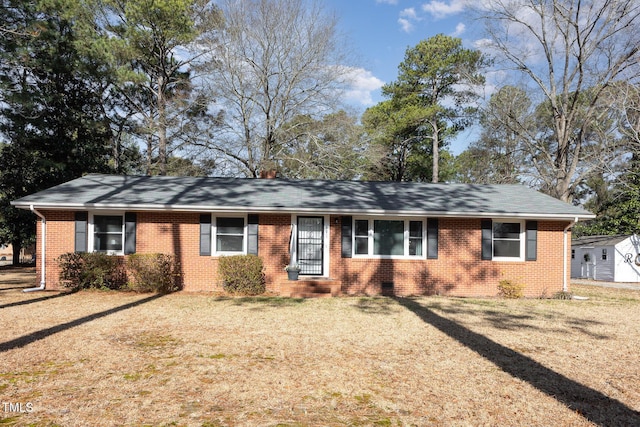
[581,251,596,279]
[297,216,323,276]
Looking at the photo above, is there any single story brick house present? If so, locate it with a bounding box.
[12,174,593,297]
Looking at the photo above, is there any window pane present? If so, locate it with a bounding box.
[374,220,404,256]
[409,221,422,237]
[217,235,243,252]
[494,240,520,257]
[409,221,423,256]
[409,239,422,256]
[93,215,123,252]
[493,222,520,239]
[217,217,244,234]
[94,234,122,251]
[355,236,368,255]
[94,216,122,233]
[355,220,368,236]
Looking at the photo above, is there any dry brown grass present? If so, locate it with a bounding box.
[1,266,639,426]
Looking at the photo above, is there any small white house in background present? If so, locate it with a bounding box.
[571,235,640,282]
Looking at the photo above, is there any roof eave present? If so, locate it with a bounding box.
[11,201,596,221]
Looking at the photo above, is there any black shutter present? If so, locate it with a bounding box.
[427,218,438,259]
[74,212,88,253]
[526,221,538,261]
[248,214,259,255]
[341,216,352,258]
[481,219,493,260]
[200,214,211,256]
[124,213,137,255]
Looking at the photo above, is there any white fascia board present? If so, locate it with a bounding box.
[13,201,596,221]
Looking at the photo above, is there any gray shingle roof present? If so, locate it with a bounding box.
[11,174,594,220]
[572,235,631,247]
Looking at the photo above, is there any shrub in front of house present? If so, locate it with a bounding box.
[497,279,525,299]
[218,254,265,296]
[57,252,127,291]
[126,253,181,294]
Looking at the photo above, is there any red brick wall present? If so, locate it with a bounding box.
[330,216,570,297]
[35,211,571,297]
[37,211,75,288]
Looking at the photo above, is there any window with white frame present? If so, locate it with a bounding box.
[214,216,246,254]
[602,249,607,260]
[492,221,524,260]
[353,218,425,258]
[354,219,369,255]
[92,215,124,253]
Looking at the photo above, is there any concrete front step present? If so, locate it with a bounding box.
[279,279,341,298]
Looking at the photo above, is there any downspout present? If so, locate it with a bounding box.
[24,205,46,292]
[563,217,578,293]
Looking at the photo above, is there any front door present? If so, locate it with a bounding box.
[297,216,324,275]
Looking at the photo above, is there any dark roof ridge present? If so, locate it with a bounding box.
[80,173,526,187]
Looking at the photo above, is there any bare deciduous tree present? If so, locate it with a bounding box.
[455,86,531,184]
[202,0,352,177]
[478,0,640,202]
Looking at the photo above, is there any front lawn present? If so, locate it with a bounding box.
[1,267,639,426]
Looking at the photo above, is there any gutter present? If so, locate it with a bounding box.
[563,217,578,293]
[24,205,46,292]
[12,202,596,222]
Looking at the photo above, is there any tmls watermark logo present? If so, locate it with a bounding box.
[2,402,34,413]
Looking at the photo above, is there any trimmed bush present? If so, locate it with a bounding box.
[127,253,181,293]
[57,252,127,291]
[497,279,525,299]
[218,254,265,296]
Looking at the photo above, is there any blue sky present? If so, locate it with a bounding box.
[325,0,474,107]
[324,0,478,153]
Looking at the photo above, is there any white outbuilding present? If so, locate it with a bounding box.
[571,235,640,282]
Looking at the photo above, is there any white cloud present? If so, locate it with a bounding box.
[376,0,398,4]
[451,22,465,37]
[399,7,421,33]
[398,18,414,33]
[342,67,385,106]
[473,38,493,50]
[422,0,467,19]
[400,7,419,20]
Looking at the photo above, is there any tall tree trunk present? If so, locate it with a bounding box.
[432,124,440,183]
[11,238,21,265]
[157,75,167,176]
[146,133,153,176]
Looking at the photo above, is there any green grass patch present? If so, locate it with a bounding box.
[135,332,180,349]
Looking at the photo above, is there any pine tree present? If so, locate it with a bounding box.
[0,0,113,263]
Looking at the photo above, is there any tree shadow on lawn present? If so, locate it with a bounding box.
[396,297,640,426]
[211,295,307,309]
[0,293,164,353]
[352,297,398,315]
[426,300,611,340]
[0,291,72,310]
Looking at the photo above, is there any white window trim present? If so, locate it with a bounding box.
[212,214,248,256]
[492,219,525,262]
[352,217,427,260]
[88,211,125,255]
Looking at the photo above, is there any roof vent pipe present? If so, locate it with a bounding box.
[24,205,46,292]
